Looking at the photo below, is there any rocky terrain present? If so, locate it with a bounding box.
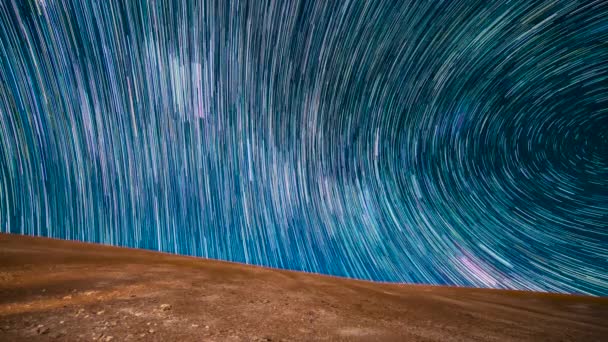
[1,233,607,341]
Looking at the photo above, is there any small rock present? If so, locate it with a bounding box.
[191,324,199,328]
[160,304,172,311]
[105,336,114,341]
[62,295,72,300]
[42,289,46,293]
[49,331,65,339]
[139,333,146,338]
[205,325,209,329]
[96,310,105,315]
[148,329,155,334]
[36,325,50,335]
[59,321,64,324]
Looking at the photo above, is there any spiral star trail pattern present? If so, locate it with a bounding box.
[1,0,607,295]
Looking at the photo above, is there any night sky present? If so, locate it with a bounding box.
[1,1,607,296]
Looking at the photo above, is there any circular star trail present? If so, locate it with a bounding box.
[1,1,607,295]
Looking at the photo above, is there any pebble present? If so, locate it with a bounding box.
[160,304,172,311]
[36,325,50,335]
[50,331,65,339]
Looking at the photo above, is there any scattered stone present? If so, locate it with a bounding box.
[42,289,46,293]
[49,331,65,339]
[262,299,270,304]
[191,324,199,328]
[36,325,50,335]
[160,303,172,311]
[62,295,72,300]
[139,333,146,338]
[254,337,273,342]
[148,329,155,334]
[96,310,105,315]
[105,336,114,341]
[59,321,64,324]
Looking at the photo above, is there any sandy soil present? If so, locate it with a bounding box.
[0,233,606,341]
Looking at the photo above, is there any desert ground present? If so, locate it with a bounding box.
[0,233,606,341]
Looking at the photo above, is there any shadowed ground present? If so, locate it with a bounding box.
[1,233,607,341]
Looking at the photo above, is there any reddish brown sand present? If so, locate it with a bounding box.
[0,234,607,341]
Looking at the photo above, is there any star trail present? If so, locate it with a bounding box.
[1,0,607,296]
